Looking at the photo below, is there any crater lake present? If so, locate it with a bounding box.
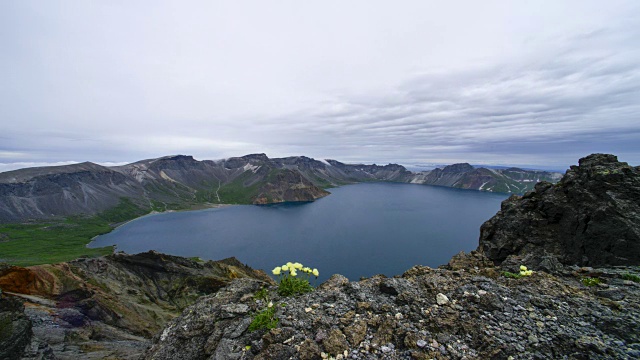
[89,183,508,281]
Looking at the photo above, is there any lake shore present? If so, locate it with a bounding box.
[88,203,236,246]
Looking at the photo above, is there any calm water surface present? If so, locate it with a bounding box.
[89,183,507,281]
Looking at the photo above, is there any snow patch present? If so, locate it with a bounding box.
[129,164,150,182]
[479,181,489,190]
[319,159,332,166]
[243,163,260,173]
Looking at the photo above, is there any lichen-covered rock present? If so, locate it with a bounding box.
[323,328,349,356]
[144,265,640,360]
[446,250,494,270]
[144,279,265,359]
[479,153,640,267]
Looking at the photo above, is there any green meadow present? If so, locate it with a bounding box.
[0,198,147,266]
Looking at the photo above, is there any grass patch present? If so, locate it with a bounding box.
[622,273,640,283]
[0,198,147,267]
[99,198,148,223]
[217,172,262,204]
[248,306,278,332]
[581,277,601,287]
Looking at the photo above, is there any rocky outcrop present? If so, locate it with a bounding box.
[0,252,274,359]
[0,294,32,360]
[144,263,640,360]
[479,153,640,267]
[252,169,329,204]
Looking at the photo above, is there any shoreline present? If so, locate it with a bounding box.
[86,203,235,248]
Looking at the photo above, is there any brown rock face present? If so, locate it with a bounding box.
[478,153,640,267]
[0,252,274,359]
[251,169,330,204]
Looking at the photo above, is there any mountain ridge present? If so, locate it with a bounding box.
[0,154,562,223]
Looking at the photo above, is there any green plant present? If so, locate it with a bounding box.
[502,265,534,279]
[581,277,601,287]
[277,276,314,297]
[254,287,269,301]
[248,305,278,331]
[272,262,318,297]
[622,273,640,283]
[502,271,522,279]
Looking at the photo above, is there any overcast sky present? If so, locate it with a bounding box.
[1,1,639,172]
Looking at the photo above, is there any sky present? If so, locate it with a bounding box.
[1,0,639,172]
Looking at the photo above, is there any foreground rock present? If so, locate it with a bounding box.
[0,251,273,359]
[144,262,640,359]
[479,153,640,267]
[0,294,32,360]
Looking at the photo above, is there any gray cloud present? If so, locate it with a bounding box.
[1,1,639,171]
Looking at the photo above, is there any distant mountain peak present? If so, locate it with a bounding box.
[158,155,196,162]
[442,163,474,173]
[241,153,269,161]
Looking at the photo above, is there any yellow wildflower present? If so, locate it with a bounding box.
[293,262,303,270]
[272,266,282,275]
[290,268,298,277]
[281,265,289,271]
[312,268,319,277]
[520,265,528,271]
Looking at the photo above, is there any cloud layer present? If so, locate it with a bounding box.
[1,1,639,171]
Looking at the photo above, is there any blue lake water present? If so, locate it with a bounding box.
[89,183,508,282]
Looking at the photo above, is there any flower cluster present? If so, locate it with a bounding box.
[519,265,534,276]
[271,261,318,297]
[272,262,319,278]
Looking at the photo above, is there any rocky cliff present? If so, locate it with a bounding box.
[0,252,273,359]
[479,153,640,267]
